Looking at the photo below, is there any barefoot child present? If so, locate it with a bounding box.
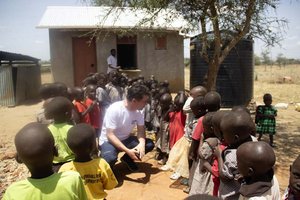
[255,93,277,147]
[59,123,118,200]
[189,112,219,196]
[167,91,187,149]
[2,122,88,200]
[237,141,280,199]
[161,96,206,181]
[44,97,75,171]
[156,93,173,165]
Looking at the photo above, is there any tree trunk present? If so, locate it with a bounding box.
[206,60,220,91]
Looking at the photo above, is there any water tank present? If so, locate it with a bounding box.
[190,36,254,107]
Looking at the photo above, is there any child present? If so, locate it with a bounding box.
[85,84,101,134]
[36,82,68,124]
[2,122,88,200]
[214,111,257,200]
[59,124,118,200]
[210,110,229,196]
[255,93,277,147]
[73,87,91,124]
[167,91,187,149]
[187,91,221,194]
[189,112,219,196]
[156,92,172,165]
[184,86,207,163]
[237,141,280,199]
[161,96,206,181]
[106,71,124,103]
[44,96,75,172]
[96,73,111,125]
[282,155,300,200]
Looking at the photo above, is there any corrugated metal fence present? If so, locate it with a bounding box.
[0,65,15,106]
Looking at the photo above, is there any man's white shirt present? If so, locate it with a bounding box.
[99,101,144,145]
[107,55,117,74]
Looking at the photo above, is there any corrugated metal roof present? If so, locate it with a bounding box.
[37,6,187,31]
[0,51,39,63]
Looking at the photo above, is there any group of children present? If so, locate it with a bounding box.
[2,69,299,200]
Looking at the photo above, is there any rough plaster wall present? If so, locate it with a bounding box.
[137,32,184,92]
[49,30,184,90]
[96,32,116,73]
[49,30,74,86]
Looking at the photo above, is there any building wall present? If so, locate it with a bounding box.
[49,29,74,86]
[49,29,184,91]
[137,32,184,92]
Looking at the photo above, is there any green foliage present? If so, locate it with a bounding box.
[89,0,288,90]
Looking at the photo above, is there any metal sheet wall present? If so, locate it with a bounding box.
[0,65,15,106]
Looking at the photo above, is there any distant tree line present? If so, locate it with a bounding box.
[255,51,300,67]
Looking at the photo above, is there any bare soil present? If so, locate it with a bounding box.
[1,66,300,199]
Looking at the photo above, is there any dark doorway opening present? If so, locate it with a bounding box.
[117,44,137,69]
[117,36,137,70]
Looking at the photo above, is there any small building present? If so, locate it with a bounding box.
[0,51,41,106]
[37,6,186,91]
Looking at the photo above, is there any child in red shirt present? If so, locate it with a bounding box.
[73,87,91,124]
[167,91,187,150]
[85,85,101,134]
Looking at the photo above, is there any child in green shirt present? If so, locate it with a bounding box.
[44,96,75,171]
[2,122,88,200]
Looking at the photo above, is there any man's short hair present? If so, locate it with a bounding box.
[127,85,150,101]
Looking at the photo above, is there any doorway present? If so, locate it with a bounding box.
[72,37,97,86]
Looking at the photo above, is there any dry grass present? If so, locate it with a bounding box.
[254,64,300,104]
[185,64,300,192]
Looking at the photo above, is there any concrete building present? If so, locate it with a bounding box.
[38,6,186,91]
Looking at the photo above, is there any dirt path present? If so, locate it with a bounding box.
[1,68,300,199]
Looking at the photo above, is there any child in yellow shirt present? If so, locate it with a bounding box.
[59,123,118,200]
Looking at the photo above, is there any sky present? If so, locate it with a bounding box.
[0,0,300,61]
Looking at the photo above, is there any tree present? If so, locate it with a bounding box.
[261,49,272,70]
[276,53,287,68]
[91,0,287,91]
[254,54,261,66]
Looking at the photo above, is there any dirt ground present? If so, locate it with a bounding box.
[0,65,300,199]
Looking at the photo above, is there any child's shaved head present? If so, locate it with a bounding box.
[204,91,221,112]
[67,124,96,156]
[220,111,254,145]
[44,96,73,122]
[232,106,250,115]
[15,122,55,174]
[190,86,207,98]
[190,96,206,117]
[237,141,275,177]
